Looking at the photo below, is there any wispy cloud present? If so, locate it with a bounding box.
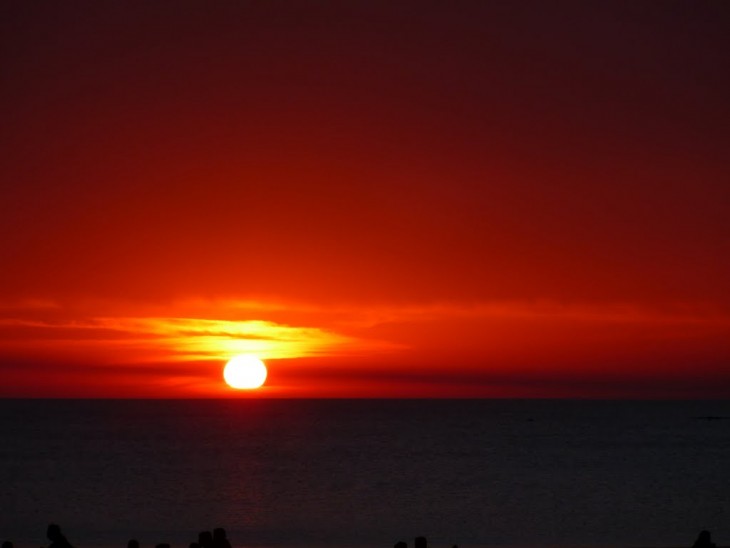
[0,312,402,365]
[93,317,400,361]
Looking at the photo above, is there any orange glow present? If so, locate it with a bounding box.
[0,298,729,398]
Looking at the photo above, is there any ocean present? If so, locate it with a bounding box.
[1,399,728,548]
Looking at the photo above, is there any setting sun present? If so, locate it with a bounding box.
[223,355,268,389]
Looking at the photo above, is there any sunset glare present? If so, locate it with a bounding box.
[223,355,267,390]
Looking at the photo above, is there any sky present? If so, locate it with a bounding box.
[1,1,729,398]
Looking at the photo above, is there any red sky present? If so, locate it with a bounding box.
[1,1,729,398]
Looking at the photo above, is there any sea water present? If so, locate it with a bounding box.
[1,399,729,548]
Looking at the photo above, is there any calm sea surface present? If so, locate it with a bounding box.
[1,399,729,548]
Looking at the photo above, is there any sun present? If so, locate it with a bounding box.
[223,355,268,389]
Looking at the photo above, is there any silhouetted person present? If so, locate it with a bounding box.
[212,528,231,548]
[127,539,139,548]
[3,541,14,548]
[198,531,213,548]
[415,537,427,548]
[394,542,407,548]
[693,531,716,548]
[47,524,73,548]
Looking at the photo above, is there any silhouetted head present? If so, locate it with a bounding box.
[213,529,227,542]
[694,531,714,548]
[47,524,63,542]
[394,542,407,548]
[414,537,427,548]
[127,539,139,548]
[3,541,14,548]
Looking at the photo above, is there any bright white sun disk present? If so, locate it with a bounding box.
[223,355,267,389]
